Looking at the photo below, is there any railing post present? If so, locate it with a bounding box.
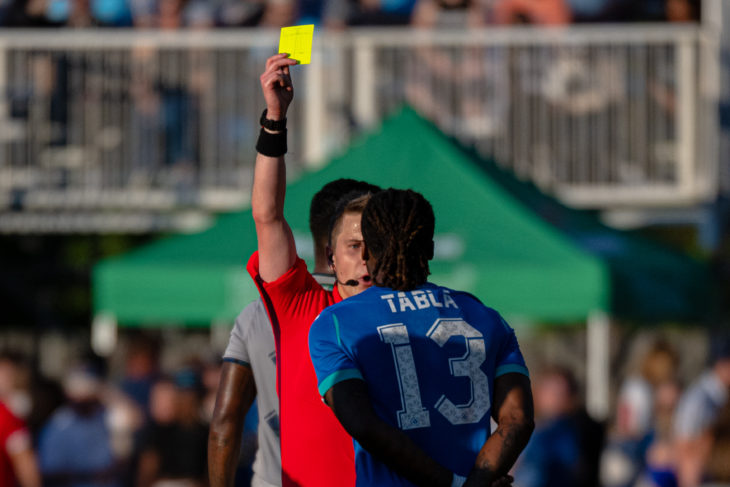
[586,310,610,421]
[0,42,7,125]
[675,37,697,198]
[353,37,377,130]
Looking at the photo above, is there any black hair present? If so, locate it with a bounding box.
[361,188,435,291]
[309,179,381,251]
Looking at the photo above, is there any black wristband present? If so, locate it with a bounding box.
[260,109,287,131]
[256,128,287,157]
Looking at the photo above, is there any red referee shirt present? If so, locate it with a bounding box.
[247,252,356,487]
[0,401,29,487]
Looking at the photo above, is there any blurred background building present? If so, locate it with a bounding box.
[0,0,729,485]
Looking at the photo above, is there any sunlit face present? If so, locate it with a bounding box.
[330,211,372,299]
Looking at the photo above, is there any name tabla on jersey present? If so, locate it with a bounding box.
[380,289,459,314]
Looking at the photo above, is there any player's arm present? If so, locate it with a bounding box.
[208,361,258,487]
[325,379,456,487]
[464,373,534,487]
[251,53,299,283]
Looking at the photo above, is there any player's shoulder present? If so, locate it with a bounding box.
[434,284,508,325]
[235,298,267,322]
[433,284,489,310]
[232,298,270,335]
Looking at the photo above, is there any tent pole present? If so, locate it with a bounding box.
[586,310,610,421]
[91,312,118,357]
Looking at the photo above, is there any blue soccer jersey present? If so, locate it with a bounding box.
[309,282,529,486]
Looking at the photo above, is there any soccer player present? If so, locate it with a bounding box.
[309,189,535,486]
[245,53,381,486]
[208,179,380,487]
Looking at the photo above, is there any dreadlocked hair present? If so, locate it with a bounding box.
[361,189,435,291]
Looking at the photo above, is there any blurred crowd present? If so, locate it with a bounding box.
[0,0,701,30]
[1,332,729,487]
[0,336,257,487]
[512,336,730,487]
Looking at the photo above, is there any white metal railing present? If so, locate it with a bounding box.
[0,26,720,232]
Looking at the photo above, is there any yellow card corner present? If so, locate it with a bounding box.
[278,24,315,65]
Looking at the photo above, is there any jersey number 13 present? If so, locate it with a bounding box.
[377,318,490,430]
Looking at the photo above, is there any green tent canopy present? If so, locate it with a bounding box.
[94,107,612,326]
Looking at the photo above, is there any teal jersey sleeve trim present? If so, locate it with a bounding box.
[318,368,364,396]
[496,364,529,378]
[332,314,342,347]
[222,357,251,368]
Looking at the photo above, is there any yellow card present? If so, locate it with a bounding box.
[278,25,314,65]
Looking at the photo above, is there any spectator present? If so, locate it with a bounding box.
[0,0,56,26]
[492,0,571,25]
[214,0,265,26]
[602,340,680,487]
[324,0,415,28]
[0,400,42,487]
[118,337,161,418]
[260,0,296,27]
[618,341,679,441]
[37,364,121,487]
[640,379,682,487]
[673,336,730,487]
[513,365,598,487]
[136,370,208,487]
[665,0,699,22]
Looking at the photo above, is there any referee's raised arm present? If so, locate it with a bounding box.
[251,53,300,283]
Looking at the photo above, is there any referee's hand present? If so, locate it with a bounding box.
[260,53,297,122]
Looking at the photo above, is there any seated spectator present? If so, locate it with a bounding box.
[324,0,415,28]
[673,336,730,487]
[136,370,208,487]
[260,0,296,27]
[492,0,571,25]
[38,364,121,487]
[602,340,679,487]
[214,0,265,26]
[665,0,699,22]
[0,400,41,487]
[514,365,602,487]
[0,0,56,26]
[565,0,612,22]
[641,379,682,487]
[118,337,161,419]
[410,0,485,28]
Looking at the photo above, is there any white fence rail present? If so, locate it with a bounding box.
[0,26,720,232]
